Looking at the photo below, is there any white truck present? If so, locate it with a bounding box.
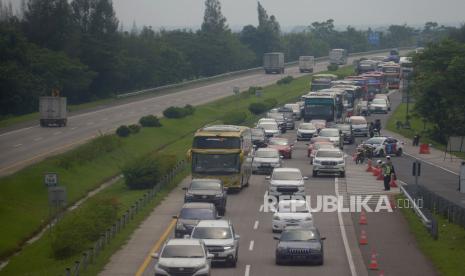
[329,49,348,65]
[39,96,67,127]
[263,52,285,74]
[298,56,315,73]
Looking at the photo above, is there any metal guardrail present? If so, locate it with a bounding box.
[116,47,415,99]
[63,160,187,276]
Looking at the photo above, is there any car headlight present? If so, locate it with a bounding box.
[223,245,234,250]
[276,247,287,253]
[215,193,223,198]
[273,214,280,220]
[271,162,280,167]
[157,263,169,272]
[185,193,194,198]
[338,160,345,164]
[313,159,321,164]
[176,223,186,230]
[269,186,277,191]
[305,216,313,221]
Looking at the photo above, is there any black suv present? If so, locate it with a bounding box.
[275,227,325,265]
[183,179,227,215]
[173,202,218,238]
[336,123,354,144]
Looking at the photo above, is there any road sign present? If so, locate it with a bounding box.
[368,32,380,46]
[255,89,262,97]
[44,172,58,187]
[48,186,67,206]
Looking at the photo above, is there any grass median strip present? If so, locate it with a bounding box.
[0,66,354,275]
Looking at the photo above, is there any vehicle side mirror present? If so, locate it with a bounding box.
[320,237,326,241]
[172,215,178,219]
[303,176,309,180]
[207,253,214,260]
[280,155,284,159]
[181,187,187,191]
[265,176,271,180]
[235,234,240,240]
[151,253,159,259]
[273,235,280,240]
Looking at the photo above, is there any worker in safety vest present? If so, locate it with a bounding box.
[381,156,395,191]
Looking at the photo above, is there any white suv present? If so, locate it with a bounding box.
[153,238,212,276]
[191,220,240,267]
[267,168,307,199]
[312,148,346,177]
[272,199,313,233]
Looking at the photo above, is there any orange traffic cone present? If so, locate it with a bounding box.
[419,143,430,154]
[376,170,384,181]
[359,229,368,245]
[390,177,398,188]
[359,210,367,225]
[373,167,380,176]
[366,159,373,172]
[368,251,379,270]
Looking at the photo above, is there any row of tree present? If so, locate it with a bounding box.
[412,26,465,142]
[0,0,454,116]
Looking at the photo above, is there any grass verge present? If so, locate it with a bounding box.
[0,66,354,274]
[398,195,465,276]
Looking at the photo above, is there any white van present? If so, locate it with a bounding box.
[349,116,368,137]
[298,56,315,73]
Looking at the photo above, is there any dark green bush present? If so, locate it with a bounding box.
[264,98,278,108]
[116,125,131,137]
[327,64,339,71]
[51,197,120,259]
[139,115,161,127]
[223,111,247,125]
[123,154,177,190]
[128,124,141,133]
[248,102,268,115]
[163,105,195,119]
[56,134,121,169]
[277,76,294,85]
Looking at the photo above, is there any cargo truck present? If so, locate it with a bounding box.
[329,49,348,65]
[263,52,285,74]
[39,96,67,127]
[298,56,315,73]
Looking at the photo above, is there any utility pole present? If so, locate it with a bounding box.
[404,72,411,129]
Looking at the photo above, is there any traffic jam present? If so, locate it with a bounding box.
[151,49,409,276]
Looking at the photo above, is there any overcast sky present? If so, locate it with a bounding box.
[112,0,465,30]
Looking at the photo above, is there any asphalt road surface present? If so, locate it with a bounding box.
[0,51,399,176]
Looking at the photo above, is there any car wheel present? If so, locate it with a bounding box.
[275,258,284,265]
[340,171,346,178]
[316,258,324,266]
[230,253,238,267]
[313,170,318,177]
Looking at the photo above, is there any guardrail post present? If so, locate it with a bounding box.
[82,252,88,271]
[74,260,80,276]
[65,268,71,276]
[89,247,94,264]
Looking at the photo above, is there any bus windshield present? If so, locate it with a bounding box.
[192,153,240,174]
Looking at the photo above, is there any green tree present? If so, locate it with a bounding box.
[201,0,228,34]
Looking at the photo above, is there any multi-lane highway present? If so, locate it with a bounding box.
[0,51,405,176]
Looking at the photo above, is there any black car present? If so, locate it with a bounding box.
[336,124,354,144]
[251,127,267,148]
[277,107,295,130]
[275,227,325,265]
[173,202,219,238]
[183,179,227,215]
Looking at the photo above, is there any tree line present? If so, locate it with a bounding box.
[0,0,452,116]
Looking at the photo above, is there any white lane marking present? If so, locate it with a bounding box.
[71,127,77,130]
[335,178,357,276]
[264,191,268,197]
[13,144,22,148]
[259,205,264,212]
[244,264,251,276]
[403,152,459,176]
[249,240,254,251]
[53,131,61,135]
[0,126,36,138]
[86,122,94,125]
[33,137,42,141]
[253,220,259,230]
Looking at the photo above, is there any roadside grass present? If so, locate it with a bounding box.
[0,66,354,275]
[398,196,465,276]
[387,103,465,158]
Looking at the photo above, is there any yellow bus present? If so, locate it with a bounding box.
[189,125,253,191]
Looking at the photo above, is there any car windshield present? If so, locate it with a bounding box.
[272,171,302,180]
[280,230,318,241]
[180,208,216,220]
[365,138,385,145]
[161,245,205,258]
[269,139,289,146]
[190,181,221,190]
[316,150,343,158]
[259,123,278,130]
[351,118,366,125]
[319,129,339,137]
[192,227,232,239]
[299,124,315,130]
[255,150,279,158]
[372,99,386,104]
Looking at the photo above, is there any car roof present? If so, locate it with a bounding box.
[166,238,203,246]
[350,116,366,120]
[191,178,222,184]
[195,219,230,228]
[182,202,216,209]
[317,147,342,152]
[273,168,301,173]
[320,128,339,131]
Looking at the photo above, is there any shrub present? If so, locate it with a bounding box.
[264,98,278,109]
[327,64,339,71]
[277,76,294,85]
[123,154,177,190]
[248,102,268,115]
[128,124,141,133]
[163,105,195,119]
[116,125,131,137]
[223,111,247,125]
[56,134,121,169]
[51,197,120,259]
[139,115,161,127]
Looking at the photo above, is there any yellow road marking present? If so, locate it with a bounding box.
[135,218,177,276]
